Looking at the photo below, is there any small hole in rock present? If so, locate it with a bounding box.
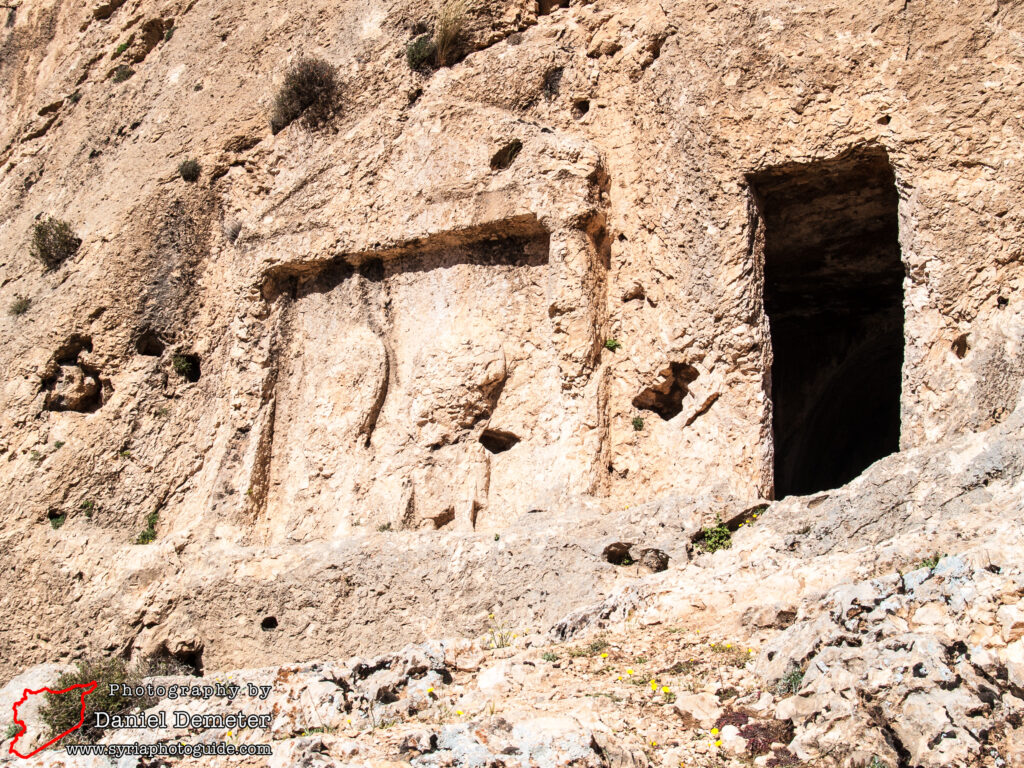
[603,542,634,566]
[430,509,455,529]
[490,139,523,171]
[997,295,1008,309]
[135,328,166,356]
[538,0,570,14]
[480,429,520,454]
[573,99,590,118]
[261,616,278,631]
[359,258,384,282]
[632,362,699,420]
[877,115,891,125]
[951,333,969,359]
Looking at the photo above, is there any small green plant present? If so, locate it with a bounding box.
[710,644,750,668]
[164,26,175,42]
[49,512,66,530]
[433,0,465,68]
[8,296,30,316]
[775,664,804,695]
[270,56,339,134]
[494,533,500,541]
[80,500,95,518]
[541,652,559,662]
[29,449,43,463]
[635,656,648,664]
[568,636,609,657]
[631,416,644,431]
[115,41,129,56]
[118,448,132,459]
[178,158,201,182]
[68,90,82,104]
[604,338,622,351]
[377,522,392,532]
[171,353,195,379]
[919,553,942,570]
[486,614,514,649]
[40,658,153,745]
[154,406,170,418]
[406,34,437,70]
[695,515,731,554]
[30,217,81,270]
[112,64,135,83]
[867,758,888,768]
[135,511,158,544]
[54,440,65,449]
[5,722,20,740]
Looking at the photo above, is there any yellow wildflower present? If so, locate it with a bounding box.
[661,686,670,693]
[710,728,719,735]
[600,653,608,658]
[626,668,634,675]
[715,739,722,747]
[456,710,463,716]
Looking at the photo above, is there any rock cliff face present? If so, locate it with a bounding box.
[1,0,1023,762]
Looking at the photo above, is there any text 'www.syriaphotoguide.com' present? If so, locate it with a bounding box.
[65,742,272,758]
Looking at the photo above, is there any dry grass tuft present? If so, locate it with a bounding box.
[434,0,466,68]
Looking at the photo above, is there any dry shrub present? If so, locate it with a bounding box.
[270,56,339,134]
[30,218,81,270]
[39,658,154,745]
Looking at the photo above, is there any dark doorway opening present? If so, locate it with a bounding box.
[750,147,904,498]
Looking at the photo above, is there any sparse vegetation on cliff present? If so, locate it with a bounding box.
[172,352,199,381]
[40,658,152,745]
[776,664,804,695]
[918,553,943,570]
[406,0,465,71]
[112,64,135,82]
[270,56,339,134]
[406,35,436,70]
[695,516,731,554]
[7,296,30,316]
[178,158,200,182]
[433,0,465,68]
[30,218,80,270]
[135,511,159,544]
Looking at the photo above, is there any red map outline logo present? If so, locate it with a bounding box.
[8,680,97,759]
